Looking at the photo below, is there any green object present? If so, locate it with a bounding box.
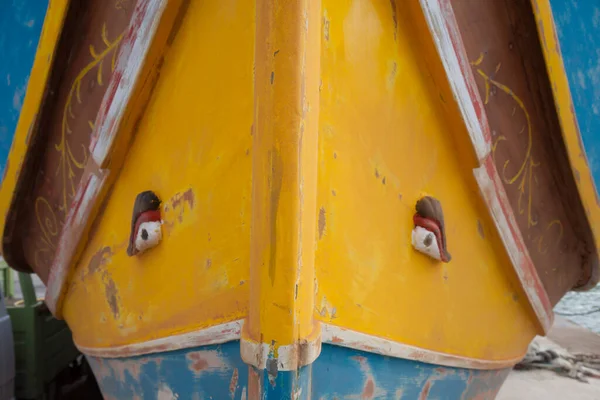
[0,260,14,299]
[7,273,80,400]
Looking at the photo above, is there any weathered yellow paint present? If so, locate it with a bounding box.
[530,0,600,280]
[244,0,321,348]
[313,0,538,361]
[62,0,255,347]
[49,0,539,361]
[0,0,70,252]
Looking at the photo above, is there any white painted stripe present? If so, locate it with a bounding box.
[77,319,244,358]
[46,172,107,315]
[321,324,523,370]
[77,320,522,370]
[91,0,167,167]
[239,336,322,371]
[473,163,553,332]
[419,0,490,161]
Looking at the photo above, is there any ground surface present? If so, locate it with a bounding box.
[497,317,600,400]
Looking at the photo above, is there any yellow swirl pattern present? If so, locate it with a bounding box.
[56,23,124,214]
[34,13,127,270]
[471,53,564,253]
[34,197,58,269]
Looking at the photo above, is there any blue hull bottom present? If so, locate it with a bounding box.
[87,341,510,399]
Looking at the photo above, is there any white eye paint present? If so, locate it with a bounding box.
[135,220,163,254]
[411,225,442,261]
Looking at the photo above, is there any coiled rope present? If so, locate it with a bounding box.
[516,341,600,383]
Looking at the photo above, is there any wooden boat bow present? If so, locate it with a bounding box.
[0,0,599,398]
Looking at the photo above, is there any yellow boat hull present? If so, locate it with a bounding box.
[1,0,598,398]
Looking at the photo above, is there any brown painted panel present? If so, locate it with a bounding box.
[452,0,595,304]
[5,0,134,281]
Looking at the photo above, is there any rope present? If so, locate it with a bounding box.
[516,342,600,383]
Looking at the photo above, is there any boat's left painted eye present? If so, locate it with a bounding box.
[127,190,163,256]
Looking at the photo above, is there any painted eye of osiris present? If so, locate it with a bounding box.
[411,196,451,263]
[127,191,163,257]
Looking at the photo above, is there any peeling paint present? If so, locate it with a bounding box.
[389,0,398,41]
[186,349,228,375]
[362,378,375,399]
[318,207,326,239]
[167,188,195,224]
[229,368,239,398]
[103,270,121,319]
[46,172,108,316]
[87,246,113,277]
[323,11,330,42]
[88,341,510,399]
[109,358,143,382]
[474,159,553,332]
[171,188,195,210]
[477,220,485,239]
[78,320,243,358]
[320,323,522,370]
[157,383,178,399]
[418,380,432,400]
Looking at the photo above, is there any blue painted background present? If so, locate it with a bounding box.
[0,1,48,179]
[550,0,600,191]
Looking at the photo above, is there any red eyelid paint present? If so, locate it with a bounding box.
[413,214,450,262]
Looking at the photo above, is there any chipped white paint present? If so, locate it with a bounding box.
[474,161,553,333]
[157,383,178,400]
[75,174,101,227]
[77,319,243,358]
[419,0,490,161]
[134,220,163,254]
[46,172,107,316]
[412,225,442,261]
[293,388,303,400]
[78,319,524,370]
[240,335,322,371]
[322,324,523,370]
[91,0,167,167]
[186,349,228,376]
